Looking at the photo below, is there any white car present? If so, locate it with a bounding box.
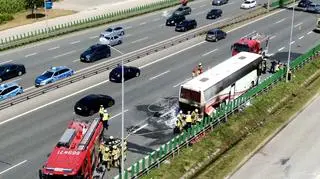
[241,0,257,9]
[99,35,123,46]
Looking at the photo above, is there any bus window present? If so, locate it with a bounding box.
[180,88,201,103]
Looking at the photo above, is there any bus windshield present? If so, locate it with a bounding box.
[233,43,250,52]
[180,88,201,103]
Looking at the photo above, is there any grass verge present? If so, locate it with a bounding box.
[141,56,320,179]
[0,8,75,31]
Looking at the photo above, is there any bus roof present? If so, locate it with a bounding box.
[182,52,262,91]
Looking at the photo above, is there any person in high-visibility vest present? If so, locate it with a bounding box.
[112,145,120,167]
[185,111,192,129]
[99,105,104,118]
[175,118,183,133]
[102,109,110,130]
[102,147,111,170]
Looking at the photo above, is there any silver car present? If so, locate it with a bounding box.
[100,27,125,37]
[99,35,123,46]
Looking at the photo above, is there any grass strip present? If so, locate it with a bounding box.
[141,56,320,179]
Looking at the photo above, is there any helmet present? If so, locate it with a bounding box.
[179,110,183,114]
[104,109,108,113]
[110,136,114,139]
[113,145,117,149]
[100,105,103,107]
[195,109,198,112]
[187,111,190,114]
[198,63,202,66]
[105,147,109,151]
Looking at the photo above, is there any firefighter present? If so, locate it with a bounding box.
[185,111,193,129]
[112,145,120,167]
[102,109,110,131]
[193,109,201,123]
[191,110,197,124]
[99,105,104,118]
[174,117,183,134]
[198,63,203,74]
[99,142,105,162]
[102,146,112,171]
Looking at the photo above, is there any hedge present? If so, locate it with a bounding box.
[0,13,14,24]
[0,0,26,14]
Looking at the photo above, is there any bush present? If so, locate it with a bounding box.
[0,13,14,24]
[0,0,26,14]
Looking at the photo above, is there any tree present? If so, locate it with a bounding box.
[25,0,44,16]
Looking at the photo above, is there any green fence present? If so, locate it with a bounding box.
[270,0,293,8]
[113,41,320,179]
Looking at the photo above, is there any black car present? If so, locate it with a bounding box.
[166,14,186,26]
[212,0,228,6]
[0,63,26,83]
[175,19,197,32]
[298,0,312,8]
[74,94,115,116]
[80,44,111,62]
[109,65,140,83]
[173,6,192,16]
[206,9,222,19]
[206,28,227,42]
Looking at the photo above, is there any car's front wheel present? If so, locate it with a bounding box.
[136,72,140,77]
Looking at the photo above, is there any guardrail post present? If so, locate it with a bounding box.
[156,148,161,168]
[136,161,140,176]
[130,164,135,178]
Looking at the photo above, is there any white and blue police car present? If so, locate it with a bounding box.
[35,66,74,87]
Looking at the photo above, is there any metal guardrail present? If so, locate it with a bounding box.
[0,7,269,110]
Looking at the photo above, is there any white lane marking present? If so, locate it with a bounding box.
[149,70,170,80]
[152,18,161,22]
[307,31,313,35]
[110,109,129,120]
[0,60,13,65]
[70,40,80,45]
[290,41,295,45]
[173,78,192,88]
[25,53,37,58]
[52,50,76,59]
[294,22,303,28]
[139,22,147,25]
[0,160,27,175]
[126,26,132,29]
[89,35,99,39]
[73,59,80,63]
[0,80,109,125]
[200,4,206,7]
[298,36,304,40]
[126,34,132,37]
[48,46,60,51]
[131,37,149,44]
[270,35,276,40]
[130,123,148,134]
[226,2,235,5]
[140,41,206,69]
[269,53,274,56]
[278,47,285,51]
[2,5,294,124]
[275,18,286,24]
[202,49,218,57]
[195,11,206,16]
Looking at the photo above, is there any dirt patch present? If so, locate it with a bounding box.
[0,8,76,31]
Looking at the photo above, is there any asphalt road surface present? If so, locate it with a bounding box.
[1,5,320,179]
[0,0,261,93]
[230,94,320,179]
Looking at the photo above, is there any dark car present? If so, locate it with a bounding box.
[80,44,111,62]
[0,63,26,83]
[306,3,320,13]
[175,19,197,32]
[166,14,186,26]
[173,6,192,16]
[298,0,312,8]
[206,9,222,19]
[109,65,140,83]
[212,0,228,6]
[206,28,227,42]
[74,94,115,116]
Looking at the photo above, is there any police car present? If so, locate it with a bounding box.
[0,82,23,101]
[35,66,74,87]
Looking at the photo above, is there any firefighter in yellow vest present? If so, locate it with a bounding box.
[102,146,112,170]
[185,111,193,129]
[112,145,120,167]
[102,109,110,131]
[194,109,201,123]
[99,105,104,118]
[191,110,197,124]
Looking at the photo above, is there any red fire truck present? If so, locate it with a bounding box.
[231,31,269,57]
[180,0,188,6]
[39,118,104,179]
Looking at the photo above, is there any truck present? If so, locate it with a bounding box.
[231,31,269,57]
[39,118,105,179]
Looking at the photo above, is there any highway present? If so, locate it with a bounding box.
[230,94,320,179]
[0,0,260,92]
[0,5,319,178]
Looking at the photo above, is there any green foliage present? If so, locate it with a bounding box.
[0,13,14,24]
[0,0,26,14]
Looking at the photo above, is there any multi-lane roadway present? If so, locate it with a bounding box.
[1,0,320,179]
[231,94,320,179]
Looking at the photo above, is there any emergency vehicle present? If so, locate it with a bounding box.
[39,118,104,179]
[180,0,188,6]
[231,31,269,57]
[179,52,263,117]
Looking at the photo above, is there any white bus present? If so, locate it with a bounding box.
[179,52,263,117]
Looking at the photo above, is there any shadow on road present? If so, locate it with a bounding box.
[127,141,154,155]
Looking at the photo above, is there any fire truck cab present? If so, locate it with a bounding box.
[231,31,269,57]
[39,118,103,179]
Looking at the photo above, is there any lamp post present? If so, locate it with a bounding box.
[104,44,125,178]
[286,1,295,82]
[43,0,48,34]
